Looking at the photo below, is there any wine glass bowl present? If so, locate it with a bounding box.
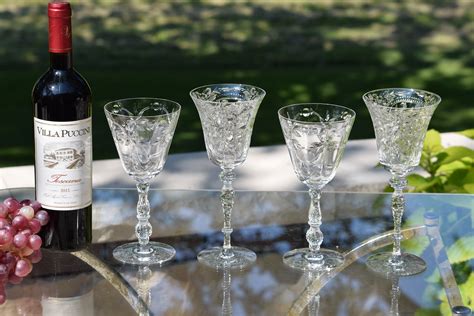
[278,103,355,271]
[104,98,180,265]
[190,83,265,269]
[363,88,440,276]
[191,84,265,169]
[279,104,355,189]
[363,88,440,173]
[106,100,179,183]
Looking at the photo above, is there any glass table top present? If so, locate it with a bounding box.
[0,188,472,316]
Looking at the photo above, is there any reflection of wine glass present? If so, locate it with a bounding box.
[190,84,266,269]
[221,267,232,316]
[363,88,440,276]
[389,276,400,316]
[279,103,355,271]
[104,98,180,265]
[72,249,150,315]
[305,270,321,316]
[136,265,152,316]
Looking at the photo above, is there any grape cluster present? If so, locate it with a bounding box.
[0,197,49,304]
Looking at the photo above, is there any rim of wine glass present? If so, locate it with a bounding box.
[104,97,181,118]
[362,87,442,109]
[277,102,356,124]
[189,83,266,104]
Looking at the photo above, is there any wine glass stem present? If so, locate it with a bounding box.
[220,168,236,258]
[307,188,324,264]
[136,183,152,253]
[389,173,407,264]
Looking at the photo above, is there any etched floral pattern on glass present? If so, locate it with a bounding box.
[363,88,441,277]
[279,103,355,271]
[105,98,180,265]
[280,106,355,189]
[191,85,263,169]
[190,83,265,269]
[364,89,439,173]
[106,105,177,183]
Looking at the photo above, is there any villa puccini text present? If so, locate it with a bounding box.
[36,126,91,138]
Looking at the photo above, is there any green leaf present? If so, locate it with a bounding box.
[459,273,474,307]
[420,151,431,171]
[460,156,474,165]
[458,128,474,139]
[415,309,442,316]
[436,160,469,175]
[407,174,439,192]
[433,152,448,166]
[446,169,468,185]
[447,236,474,264]
[443,185,468,193]
[437,146,474,165]
[424,129,443,153]
[462,168,474,184]
[464,184,474,193]
[383,185,393,192]
[407,174,429,186]
[445,168,474,192]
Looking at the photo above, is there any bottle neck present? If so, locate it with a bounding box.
[50,51,73,70]
[48,2,73,69]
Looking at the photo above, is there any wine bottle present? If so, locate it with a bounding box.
[32,1,92,250]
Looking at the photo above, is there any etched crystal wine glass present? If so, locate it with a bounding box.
[104,98,180,265]
[279,103,355,271]
[190,83,266,269]
[363,88,440,276]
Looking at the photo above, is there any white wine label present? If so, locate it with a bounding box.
[34,117,92,211]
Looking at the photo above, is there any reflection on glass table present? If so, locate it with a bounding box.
[0,188,472,315]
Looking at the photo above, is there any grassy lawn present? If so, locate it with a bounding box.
[1,0,473,167]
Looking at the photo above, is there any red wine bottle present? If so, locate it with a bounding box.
[32,2,92,250]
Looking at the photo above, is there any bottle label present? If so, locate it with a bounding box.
[34,117,92,211]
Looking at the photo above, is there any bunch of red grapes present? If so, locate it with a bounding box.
[0,197,49,304]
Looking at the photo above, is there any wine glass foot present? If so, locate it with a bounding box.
[283,248,344,271]
[113,241,176,265]
[197,246,256,270]
[366,252,426,277]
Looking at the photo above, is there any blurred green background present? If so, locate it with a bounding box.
[0,0,473,167]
